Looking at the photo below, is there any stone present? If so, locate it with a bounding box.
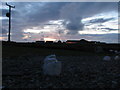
[114,56,120,60]
[103,56,111,61]
[43,54,62,76]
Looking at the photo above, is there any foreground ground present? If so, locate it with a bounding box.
[2,46,120,88]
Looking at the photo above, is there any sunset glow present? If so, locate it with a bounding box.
[0,37,7,40]
[44,38,56,41]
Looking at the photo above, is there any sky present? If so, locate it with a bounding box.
[0,2,119,43]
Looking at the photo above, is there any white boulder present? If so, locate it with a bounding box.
[43,54,61,76]
[109,50,113,52]
[114,50,120,54]
[103,56,111,61]
[109,50,114,53]
[114,50,118,54]
[114,55,120,60]
[44,54,56,64]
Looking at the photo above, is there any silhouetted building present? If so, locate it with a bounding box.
[79,39,89,43]
[46,41,53,44]
[66,39,89,44]
[57,40,62,43]
[36,41,45,44]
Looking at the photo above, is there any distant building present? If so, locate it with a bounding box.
[46,41,54,44]
[79,39,89,43]
[36,41,45,44]
[57,40,62,43]
[66,39,89,44]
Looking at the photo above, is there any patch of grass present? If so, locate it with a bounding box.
[2,45,102,57]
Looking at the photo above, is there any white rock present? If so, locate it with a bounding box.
[103,56,111,61]
[109,50,114,53]
[43,54,61,76]
[44,57,58,64]
[44,54,56,64]
[109,50,113,52]
[114,55,120,60]
[114,50,118,54]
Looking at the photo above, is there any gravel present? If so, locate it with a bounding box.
[2,55,120,88]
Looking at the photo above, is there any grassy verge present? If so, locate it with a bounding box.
[2,45,97,57]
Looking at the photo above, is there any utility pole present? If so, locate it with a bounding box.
[6,3,15,42]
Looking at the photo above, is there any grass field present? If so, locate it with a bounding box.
[2,45,120,88]
[2,45,112,58]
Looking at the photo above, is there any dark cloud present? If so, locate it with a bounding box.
[60,2,117,34]
[44,24,58,26]
[1,8,16,17]
[98,24,105,27]
[101,28,118,31]
[1,2,118,41]
[2,28,7,34]
[2,9,8,17]
[63,17,84,34]
[12,2,67,24]
[89,18,114,23]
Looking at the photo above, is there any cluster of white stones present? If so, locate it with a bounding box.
[114,55,120,60]
[114,50,120,54]
[113,50,120,60]
[43,54,62,76]
[103,50,120,61]
[109,50,120,54]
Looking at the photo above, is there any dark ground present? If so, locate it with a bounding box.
[2,46,120,88]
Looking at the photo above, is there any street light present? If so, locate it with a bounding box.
[6,3,15,42]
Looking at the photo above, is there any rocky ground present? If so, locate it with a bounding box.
[2,54,120,88]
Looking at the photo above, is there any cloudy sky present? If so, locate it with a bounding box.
[0,2,119,43]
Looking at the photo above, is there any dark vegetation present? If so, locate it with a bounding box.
[2,41,120,54]
[2,40,120,57]
[2,41,120,88]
